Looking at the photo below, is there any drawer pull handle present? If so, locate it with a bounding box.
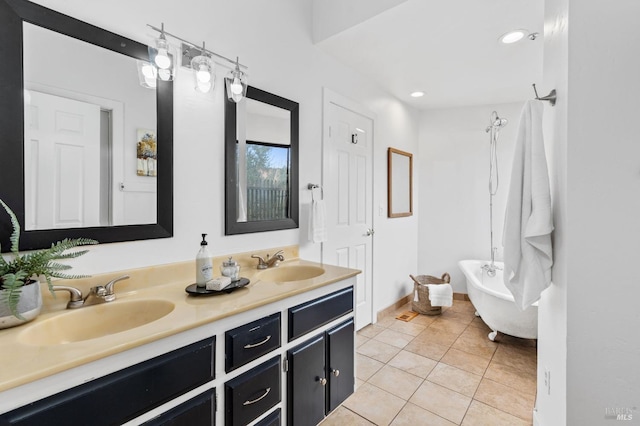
[244,335,271,349]
[331,369,340,377]
[319,377,327,386]
[243,387,271,406]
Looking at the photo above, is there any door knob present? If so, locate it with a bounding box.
[318,377,327,386]
[365,228,375,236]
[331,369,340,377]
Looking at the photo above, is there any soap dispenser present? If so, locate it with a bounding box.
[196,234,213,287]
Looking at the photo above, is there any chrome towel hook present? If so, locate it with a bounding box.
[532,83,557,106]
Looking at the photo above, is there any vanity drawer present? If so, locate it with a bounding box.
[143,388,215,425]
[255,408,281,426]
[288,286,353,340]
[0,337,215,426]
[225,313,281,372]
[224,356,281,426]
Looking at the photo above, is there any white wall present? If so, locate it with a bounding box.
[565,0,640,423]
[370,99,420,312]
[536,0,568,423]
[24,0,420,313]
[538,0,640,424]
[418,102,523,293]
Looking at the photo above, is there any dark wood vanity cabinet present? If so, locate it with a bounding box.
[0,281,356,426]
[287,319,355,426]
[0,338,215,426]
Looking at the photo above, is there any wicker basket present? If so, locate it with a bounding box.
[410,273,451,315]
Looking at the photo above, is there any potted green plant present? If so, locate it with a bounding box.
[0,199,97,329]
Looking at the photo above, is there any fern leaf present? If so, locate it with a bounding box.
[0,199,20,255]
[50,272,91,280]
[52,250,91,260]
[0,271,27,319]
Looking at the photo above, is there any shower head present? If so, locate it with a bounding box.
[486,111,508,133]
[493,117,508,128]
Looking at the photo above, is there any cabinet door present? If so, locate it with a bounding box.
[287,335,326,426]
[326,319,355,413]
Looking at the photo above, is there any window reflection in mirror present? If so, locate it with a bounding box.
[225,86,299,235]
[236,99,291,222]
[23,22,157,231]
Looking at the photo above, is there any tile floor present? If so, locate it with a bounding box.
[322,300,537,426]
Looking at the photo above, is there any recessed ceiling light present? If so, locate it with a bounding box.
[410,91,425,98]
[500,30,527,44]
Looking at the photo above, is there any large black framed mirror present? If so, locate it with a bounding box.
[0,0,173,252]
[225,86,299,235]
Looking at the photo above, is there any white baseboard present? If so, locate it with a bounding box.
[533,408,541,426]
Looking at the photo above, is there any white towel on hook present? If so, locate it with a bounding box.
[426,284,452,307]
[309,199,328,243]
[503,100,554,311]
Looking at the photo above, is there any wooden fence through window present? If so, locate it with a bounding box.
[247,179,288,221]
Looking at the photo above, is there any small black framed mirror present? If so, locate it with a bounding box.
[224,86,299,235]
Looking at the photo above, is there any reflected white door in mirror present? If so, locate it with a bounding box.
[22,22,157,231]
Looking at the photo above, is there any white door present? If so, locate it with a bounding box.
[24,90,101,230]
[323,92,374,330]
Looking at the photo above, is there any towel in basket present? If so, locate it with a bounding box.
[410,273,451,315]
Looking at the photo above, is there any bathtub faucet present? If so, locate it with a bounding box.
[482,248,502,277]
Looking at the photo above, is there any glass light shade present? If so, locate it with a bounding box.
[136,60,157,89]
[154,38,171,69]
[191,54,215,93]
[225,70,247,103]
[148,40,175,81]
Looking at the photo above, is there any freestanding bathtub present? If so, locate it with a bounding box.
[458,260,538,341]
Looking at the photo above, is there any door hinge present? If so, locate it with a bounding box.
[215,390,218,412]
[283,358,289,373]
[328,126,332,138]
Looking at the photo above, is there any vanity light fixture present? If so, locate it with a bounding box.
[225,57,248,103]
[190,42,215,93]
[148,23,175,81]
[147,23,248,100]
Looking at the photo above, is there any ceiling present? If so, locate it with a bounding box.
[314,0,544,110]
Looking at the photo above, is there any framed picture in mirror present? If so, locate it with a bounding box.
[387,147,413,218]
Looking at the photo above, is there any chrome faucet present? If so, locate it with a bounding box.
[251,250,285,269]
[482,248,502,277]
[51,285,84,309]
[51,275,130,309]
